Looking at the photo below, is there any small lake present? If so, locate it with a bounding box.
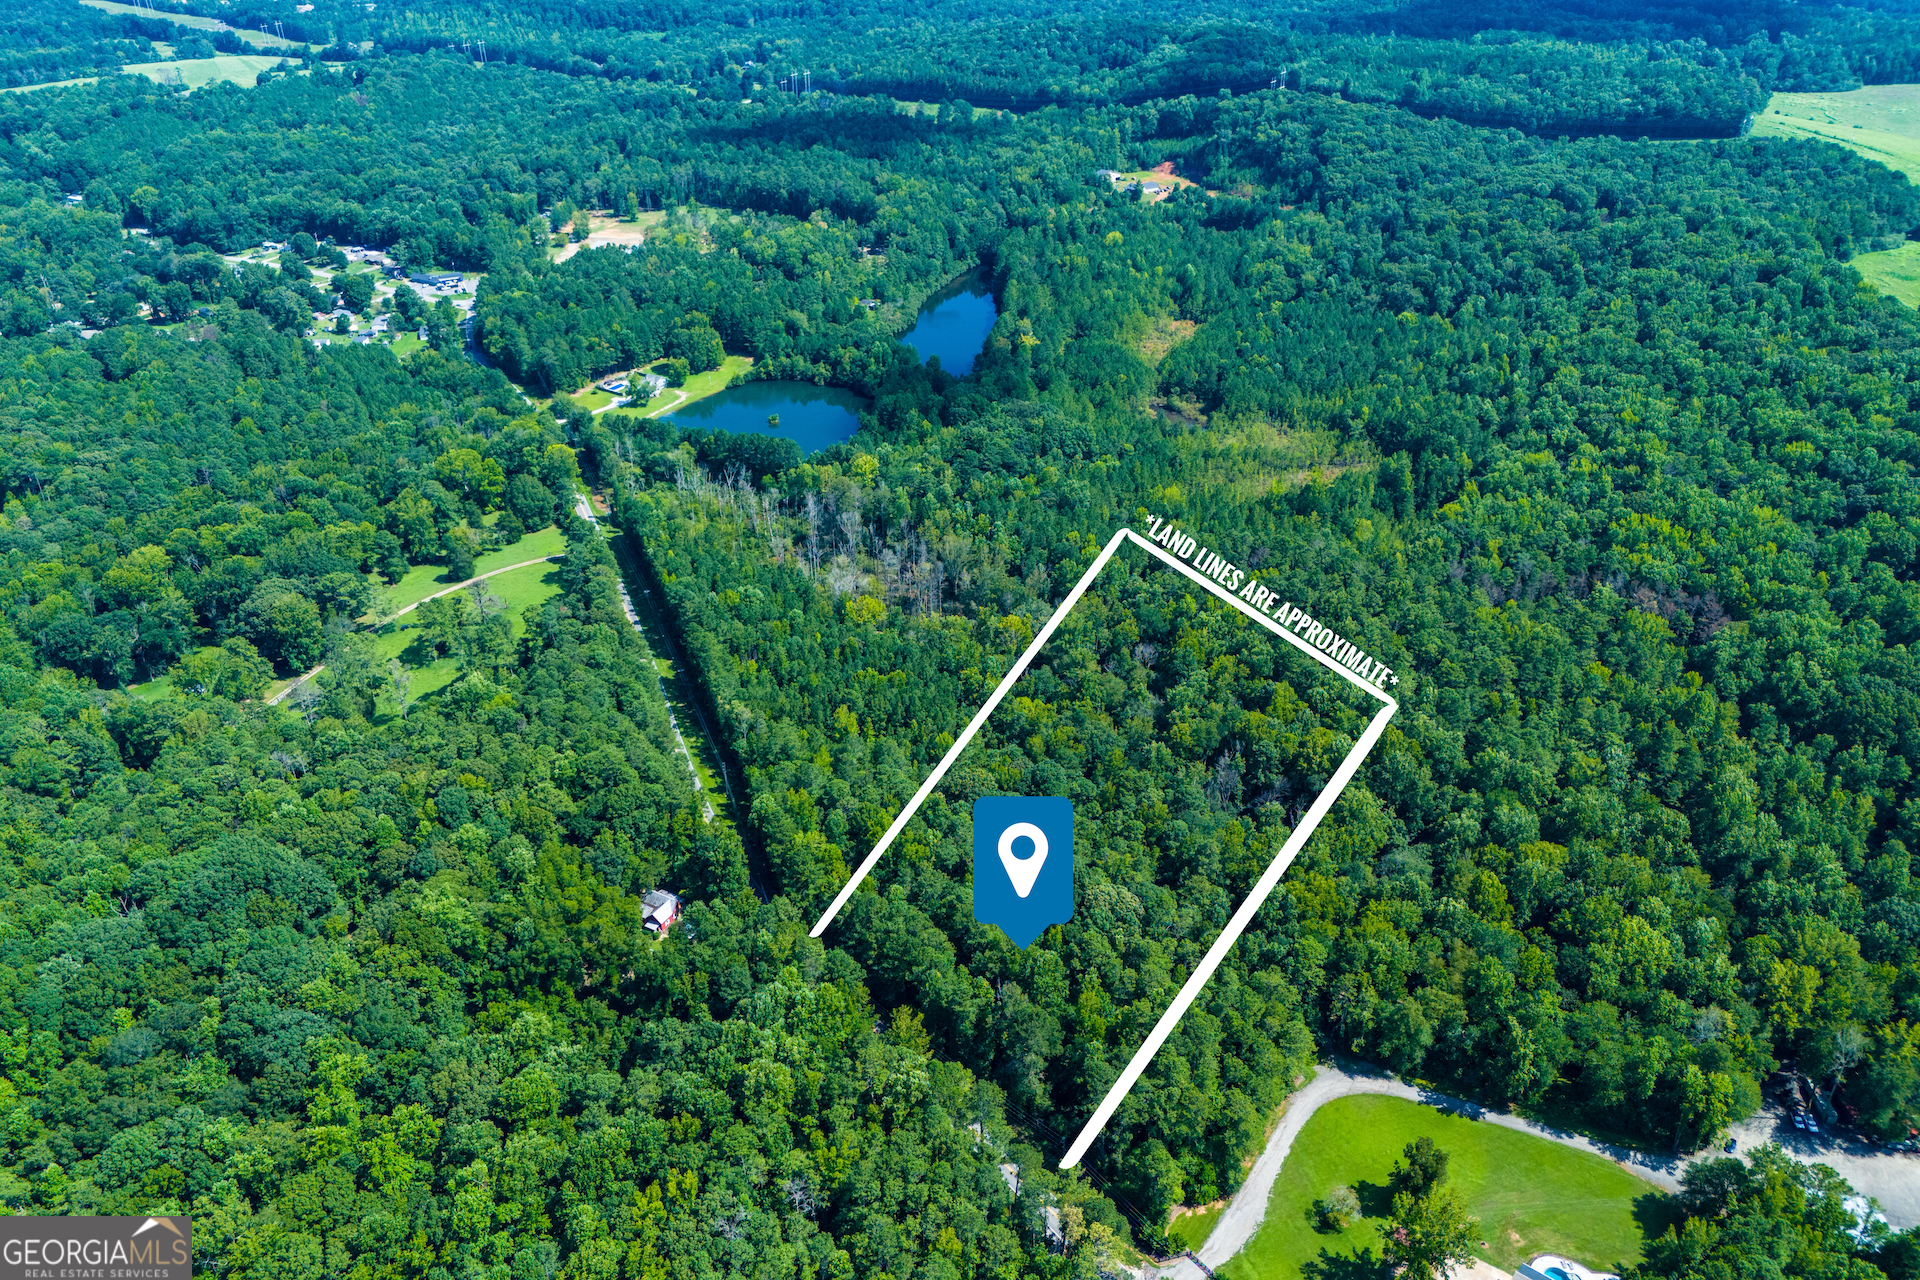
[665,381,868,455]
[902,272,997,375]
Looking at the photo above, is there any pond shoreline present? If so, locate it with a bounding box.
[901,267,998,374]
[663,378,870,455]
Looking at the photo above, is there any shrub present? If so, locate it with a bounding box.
[1313,1184,1361,1231]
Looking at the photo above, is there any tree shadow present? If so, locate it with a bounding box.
[1355,1179,1396,1218]
[399,634,440,666]
[1304,1245,1393,1280]
[1632,1190,1683,1248]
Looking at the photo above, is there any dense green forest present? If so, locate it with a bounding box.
[17,0,1920,134]
[598,90,1920,1225]
[0,0,1917,1273]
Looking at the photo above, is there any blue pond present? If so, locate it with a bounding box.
[902,272,997,375]
[665,380,869,455]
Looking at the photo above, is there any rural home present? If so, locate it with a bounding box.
[642,890,681,933]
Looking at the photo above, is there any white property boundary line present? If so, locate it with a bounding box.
[806,526,1399,1169]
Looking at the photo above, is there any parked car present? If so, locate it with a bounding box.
[1792,1112,1808,1131]
[1723,1138,1737,1153]
[1806,1115,1820,1135]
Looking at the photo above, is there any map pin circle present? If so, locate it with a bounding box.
[997,822,1050,898]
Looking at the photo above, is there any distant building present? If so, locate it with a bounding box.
[417,326,429,341]
[642,890,681,933]
[1141,182,1168,196]
[1094,169,1121,181]
[63,194,83,205]
[638,372,667,395]
[409,271,463,288]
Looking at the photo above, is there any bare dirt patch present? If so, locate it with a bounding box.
[1139,316,1197,366]
[552,211,665,263]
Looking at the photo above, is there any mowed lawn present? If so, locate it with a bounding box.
[1169,1202,1226,1252]
[369,524,569,622]
[1221,1095,1675,1280]
[369,558,567,708]
[121,55,290,90]
[608,355,754,420]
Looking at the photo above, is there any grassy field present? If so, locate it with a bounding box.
[368,523,569,622]
[370,559,566,709]
[1752,85,1920,183]
[567,386,619,411]
[122,55,289,90]
[1855,240,1920,307]
[608,355,754,420]
[892,99,1012,121]
[1221,1095,1674,1280]
[1169,1202,1226,1252]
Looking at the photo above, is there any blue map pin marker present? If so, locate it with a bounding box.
[973,797,1073,949]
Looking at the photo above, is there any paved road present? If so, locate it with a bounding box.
[1146,1063,1919,1280]
[266,555,562,705]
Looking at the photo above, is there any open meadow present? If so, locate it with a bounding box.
[1752,83,1920,183]
[121,55,290,90]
